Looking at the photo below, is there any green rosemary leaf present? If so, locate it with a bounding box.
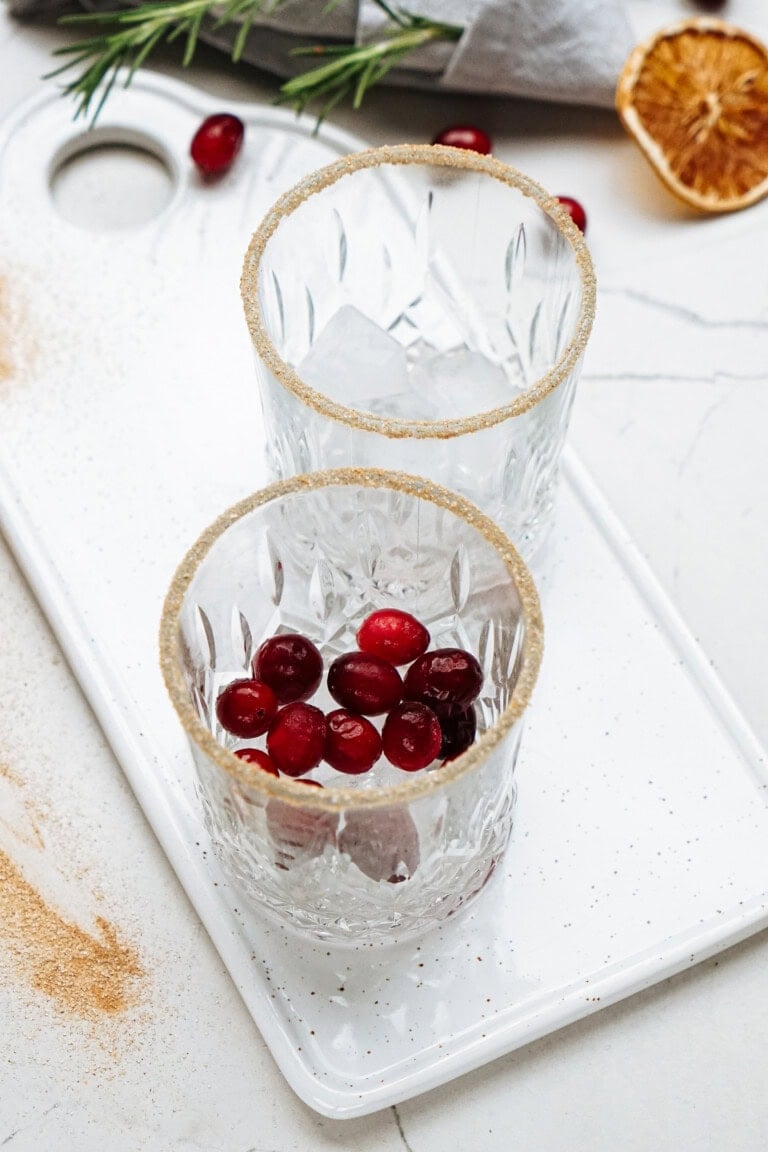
[128,27,165,78]
[89,58,123,121]
[183,12,205,66]
[353,57,378,108]
[280,51,363,93]
[232,12,256,62]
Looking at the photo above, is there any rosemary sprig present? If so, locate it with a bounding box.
[281,11,462,122]
[46,1,267,121]
[45,0,463,124]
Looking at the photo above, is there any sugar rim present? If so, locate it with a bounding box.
[159,468,544,811]
[240,143,597,440]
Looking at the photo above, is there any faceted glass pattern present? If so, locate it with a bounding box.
[242,147,595,570]
[165,473,541,942]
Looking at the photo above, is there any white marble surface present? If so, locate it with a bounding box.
[1,1,767,1149]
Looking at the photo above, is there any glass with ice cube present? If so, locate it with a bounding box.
[241,144,596,568]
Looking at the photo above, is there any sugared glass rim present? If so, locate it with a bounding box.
[159,468,543,811]
[241,142,596,439]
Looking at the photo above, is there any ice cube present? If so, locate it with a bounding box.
[295,306,517,422]
[408,347,519,418]
[297,305,409,413]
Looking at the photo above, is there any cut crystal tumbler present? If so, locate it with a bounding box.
[160,469,543,942]
[241,144,596,568]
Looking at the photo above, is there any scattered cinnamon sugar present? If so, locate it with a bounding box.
[0,272,37,393]
[0,275,16,383]
[0,847,144,1019]
[0,759,46,849]
[0,760,22,786]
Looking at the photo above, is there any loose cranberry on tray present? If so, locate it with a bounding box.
[556,195,587,234]
[190,113,245,177]
[432,125,492,155]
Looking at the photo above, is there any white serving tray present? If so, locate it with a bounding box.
[1,75,767,1119]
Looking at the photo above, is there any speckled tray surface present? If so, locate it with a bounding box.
[1,75,767,1118]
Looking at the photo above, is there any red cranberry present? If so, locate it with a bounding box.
[356,609,430,666]
[556,196,587,234]
[266,779,339,858]
[432,125,492,155]
[438,707,477,762]
[339,806,420,883]
[324,709,382,775]
[234,747,278,777]
[403,648,483,717]
[190,113,245,177]
[327,652,403,716]
[216,678,277,739]
[267,702,327,777]
[252,633,323,704]
[382,702,442,772]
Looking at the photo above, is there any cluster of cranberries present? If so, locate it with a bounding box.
[215,610,483,781]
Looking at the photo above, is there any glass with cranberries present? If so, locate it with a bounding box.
[161,469,543,942]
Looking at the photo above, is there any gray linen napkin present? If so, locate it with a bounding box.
[7,0,634,108]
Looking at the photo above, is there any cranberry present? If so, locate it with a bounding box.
[339,806,420,883]
[356,609,430,666]
[403,648,483,717]
[432,125,492,155]
[382,702,442,772]
[324,709,382,775]
[190,113,245,177]
[556,196,587,234]
[252,633,323,704]
[327,652,403,716]
[216,678,277,739]
[233,747,278,777]
[438,707,477,762]
[266,779,339,858]
[267,702,327,777]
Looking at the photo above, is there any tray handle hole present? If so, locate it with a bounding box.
[50,128,176,230]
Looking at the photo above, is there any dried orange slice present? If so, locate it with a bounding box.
[616,18,768,213]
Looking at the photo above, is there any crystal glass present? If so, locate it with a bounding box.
[160,469,543,943]
[241,144,596,570]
